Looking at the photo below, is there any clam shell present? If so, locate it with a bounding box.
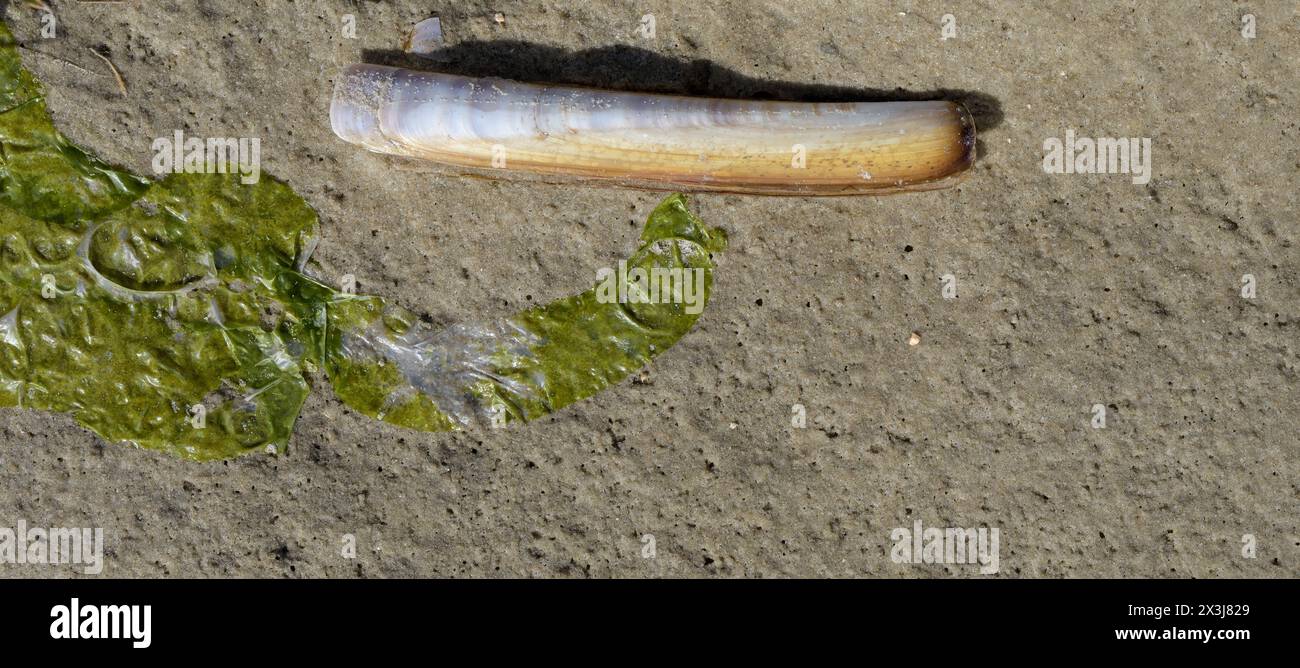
[331,64,976,196]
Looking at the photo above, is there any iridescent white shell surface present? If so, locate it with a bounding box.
[331,65,976,196]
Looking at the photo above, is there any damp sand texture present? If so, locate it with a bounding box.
[0,2,1295,577]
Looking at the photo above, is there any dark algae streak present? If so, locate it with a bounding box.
[0,22,726,460]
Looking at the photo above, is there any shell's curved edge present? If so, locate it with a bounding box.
[376,158,974,197]
[331,65,397,152]
[331,64,978,196]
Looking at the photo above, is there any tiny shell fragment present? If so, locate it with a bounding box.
[403,17,444,59]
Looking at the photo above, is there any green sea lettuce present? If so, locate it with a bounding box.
[0,22,725,460]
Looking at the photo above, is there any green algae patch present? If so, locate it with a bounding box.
[0,22,725,460]
[328,194,726,432]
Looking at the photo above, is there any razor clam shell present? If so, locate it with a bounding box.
[331,64,976,196]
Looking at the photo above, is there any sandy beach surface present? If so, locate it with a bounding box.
[0,0,1294,577]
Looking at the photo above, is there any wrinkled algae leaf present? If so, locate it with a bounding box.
[0,23,725,460]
